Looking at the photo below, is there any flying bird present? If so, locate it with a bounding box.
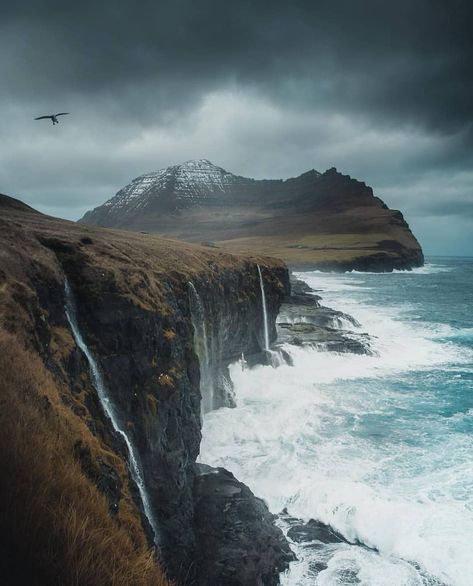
[34,113,69,125]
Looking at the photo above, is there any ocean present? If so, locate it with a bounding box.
[199,257,473,586]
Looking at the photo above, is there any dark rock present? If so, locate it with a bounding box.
[287,278,321,299]
[287,519,349,545]
[301,247,424,273]
[193,464,295,586]
[276,278,371,355]
[278,322,369,355]
[278,513,352,577]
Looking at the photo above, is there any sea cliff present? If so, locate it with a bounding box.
[0,194,292,585]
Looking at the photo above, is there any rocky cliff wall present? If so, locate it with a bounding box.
[57,245,290,581]
[0,198,292,585]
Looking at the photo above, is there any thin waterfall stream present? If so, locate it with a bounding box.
[64,278,160,546]
[257,265,270,351]
[188,282,215,414]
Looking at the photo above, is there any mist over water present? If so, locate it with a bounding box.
[199,258,473,586]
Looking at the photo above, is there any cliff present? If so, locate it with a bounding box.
[80,160,424,272]
[0,193,292,585]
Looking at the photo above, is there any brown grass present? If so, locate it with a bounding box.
[163,329,176,341]
[0,331,173,586]
[157,373,175,389]
[79,191,421,267]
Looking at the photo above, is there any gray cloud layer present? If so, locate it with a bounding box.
[1,0,472,254]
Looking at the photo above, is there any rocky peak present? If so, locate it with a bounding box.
[169,158,245,200]
[116,158,241,203]
[82,159,253,225]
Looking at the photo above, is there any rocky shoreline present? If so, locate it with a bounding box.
[193,465,295,585]
[276,277,372,356]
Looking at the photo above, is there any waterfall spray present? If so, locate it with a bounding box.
[64,278,159,546]
[188,282,215,414]
[257,265,270,351]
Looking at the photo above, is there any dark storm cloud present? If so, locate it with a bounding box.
[0,0,472,253]
[2,0,472,130]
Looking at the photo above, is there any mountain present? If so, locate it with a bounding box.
[81,159,424,271]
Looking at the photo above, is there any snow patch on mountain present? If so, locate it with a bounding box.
[102,159,250,212]
[81,159,326,226]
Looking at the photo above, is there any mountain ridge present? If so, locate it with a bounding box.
[81,159,323,225]
[80,160,424,272]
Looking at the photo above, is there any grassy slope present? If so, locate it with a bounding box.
[102,199,422,268]
[0,197,176,585]
[0,332,170,586]
[0,196,285,312]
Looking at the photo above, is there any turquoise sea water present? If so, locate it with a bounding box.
[200,258,473,585]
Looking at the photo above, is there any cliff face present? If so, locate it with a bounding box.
[80,160,424,272]
[0,194,291,585]
[58,243,289,581]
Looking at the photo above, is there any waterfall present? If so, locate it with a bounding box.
[188,282,215,414]
[64,278,159,546]
[257,265,270,351]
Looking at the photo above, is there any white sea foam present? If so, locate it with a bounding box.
[311,547,428,586]
[304,262,454,276]
[200,268,473,586]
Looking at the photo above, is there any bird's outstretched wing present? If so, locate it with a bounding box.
[55,112,69,116]
[34,115,53,120]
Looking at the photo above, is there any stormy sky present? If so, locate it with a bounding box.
[1,0,472,254]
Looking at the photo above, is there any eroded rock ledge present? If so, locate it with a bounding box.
[193,465,295,586]
[277,277,372,355]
